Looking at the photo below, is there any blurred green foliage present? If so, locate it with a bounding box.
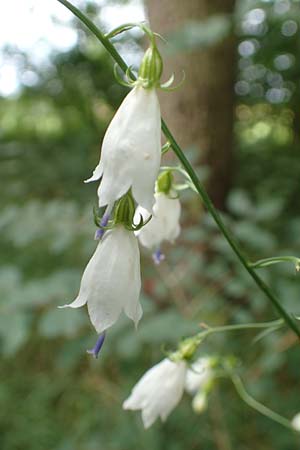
[1,0,300,449]
[166,15,233,54]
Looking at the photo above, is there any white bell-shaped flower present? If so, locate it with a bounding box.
[123,358,187,428]
[86,85,161,213]
[60,225,142,334]
[134,191,181,249]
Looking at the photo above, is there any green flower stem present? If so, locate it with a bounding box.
[182,319,283,354]
[56,0,300,339]
[199,319,283,340]
[163,115,300,340]
[230,373,294,431]
[250,256,300,270]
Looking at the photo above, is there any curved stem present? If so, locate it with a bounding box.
[162,117,300,340]
[201,319,283,338]
[250,256,300,270]
[56,0,300,340]
[230,373,294,431]
[192,319,283,348]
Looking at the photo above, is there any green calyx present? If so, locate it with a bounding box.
[114,191,136,228]
[106,21,163,89]
[112,191,152,232]
[178,336,202,360]
[106,22,184,91]
[94,191,152,233]
[170,336,203,363]
[156,170,173,195]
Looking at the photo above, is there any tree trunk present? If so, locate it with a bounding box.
[146,0,236,210]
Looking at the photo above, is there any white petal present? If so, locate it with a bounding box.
[124,290,143,328]
[135,214,163,249]
[123,358,186,428]
[169,223,181,243]
[59,242,107,310]
[86,226,141,333]
[130,92,161,212]
[122,232,142,327]
[156,193,181,239]
[185,357,212,394]
[63,233,123,331]
[134,205,151,227]
[141,408,158,429]
[59,295,87,309]
[136,192,181,249]
[84,162,103,183]
[93,86,161,209]
[97,165,132,208]
[158,360,186,421]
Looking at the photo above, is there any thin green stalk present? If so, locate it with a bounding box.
[231,373,294,431]
[56,0,300,339]
[189,319,283,350]
[175,319,283,361]
[201,319,283,338]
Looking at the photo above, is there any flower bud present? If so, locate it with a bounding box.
[192,391,208,414]
[138,46,163,88]
[156,170,173,195]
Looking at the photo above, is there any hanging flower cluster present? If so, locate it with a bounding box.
[56,11,300,434]
[61,24,185,356]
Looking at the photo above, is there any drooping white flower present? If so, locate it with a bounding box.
[85,85,161,213]
[134,191,181,249]
[123,358,187,428]
[292,413,300,432]
[60,225,142,334]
